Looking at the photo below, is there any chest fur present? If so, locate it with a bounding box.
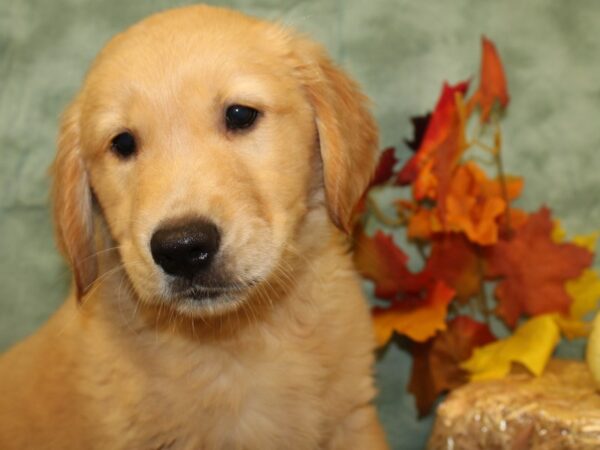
[85,325,334,450]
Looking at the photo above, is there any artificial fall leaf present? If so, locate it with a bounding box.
[462,314,559,381]
[568,269,600,320]
[586,313,600,388]
[371,281,455,344]
[467,36,510,122]
[415,95,470,207]
[408,316,496,416]
[396,81,470,196]
[551,228,599,319]
[484,207,594,327]
[371,147,398,186]
[550,271,600,340]
[425,234,483,302]
[404,114,432,152]
[352,147,398,218]
[406,163,523,245]
[552,314,591,340]
[395,199,418,216]
[407,207,438,241]
[446,193,504,245]
[573,231,600,252]
[444,162,523,245]
[553,223,599,253]
[353,230,410,300]
[406,341,437,418]
[547,230,598,339]
[428,316,496,387]
[500,207,529,234]
[551,221,568,243]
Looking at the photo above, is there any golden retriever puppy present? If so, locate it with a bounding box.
[0,5,388,449]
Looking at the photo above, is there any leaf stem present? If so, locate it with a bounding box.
[492,124,513,236]
[463,156,495,167]
[470,140,496,154]
[475,249,490,324]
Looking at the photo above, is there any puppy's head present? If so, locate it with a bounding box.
[52,5,378,317]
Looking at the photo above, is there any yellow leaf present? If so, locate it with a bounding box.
[573,231,599,253]
[552,221,566,243]
[552,222,598,253]
[461,315,559,381]
[586,312,600,389]
[551,225,598,325]
[552,314,591,339]
[567,269,600,319]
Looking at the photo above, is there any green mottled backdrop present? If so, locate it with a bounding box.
[1,1,599,448]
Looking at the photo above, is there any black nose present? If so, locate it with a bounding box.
[150,219,220,279]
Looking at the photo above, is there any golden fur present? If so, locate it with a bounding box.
[0,5,388,449]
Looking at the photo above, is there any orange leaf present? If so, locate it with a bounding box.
[443,163,523,245]
[407,207,437,240]
[408,316,496,416]
[407,163,524,245]
[484,208,594,327]
[371,281,455,344]
[467,36,510,122]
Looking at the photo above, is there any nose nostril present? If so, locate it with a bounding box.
[150,219,221,279]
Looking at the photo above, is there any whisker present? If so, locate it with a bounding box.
[80,262,129,304]
[80,245,123,263]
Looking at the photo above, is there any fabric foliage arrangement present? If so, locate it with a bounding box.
[353,37,600,417]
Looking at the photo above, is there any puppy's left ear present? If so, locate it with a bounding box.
[293,39,379,233]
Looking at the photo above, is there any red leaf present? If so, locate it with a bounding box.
[371,147,397,186]
[353,230,411,299]
[396,81,469,188]
[467,36,510,122]
[404,114,432,152]
[352,147,398,218]
[408,316,496,417]
[426,234,482,303]
[484,207,594,327]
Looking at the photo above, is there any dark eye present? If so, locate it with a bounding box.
[111,132,136,158]
[225,105,258,130]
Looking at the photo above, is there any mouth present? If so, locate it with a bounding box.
[160,281,258,317]
[179,284,248,301]
[171,278,260,304]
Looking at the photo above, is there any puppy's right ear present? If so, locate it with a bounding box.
[290,38,379,233]
[51,100,97,299]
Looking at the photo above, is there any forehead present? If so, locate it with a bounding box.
[82,7,298,107]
